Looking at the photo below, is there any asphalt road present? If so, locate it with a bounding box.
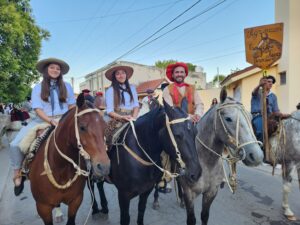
[0,163,300,225]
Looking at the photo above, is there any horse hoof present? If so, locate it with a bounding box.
[99,212,109,220]
[54,215,63,223]
[152,202,160,210]
[286,215,297,221]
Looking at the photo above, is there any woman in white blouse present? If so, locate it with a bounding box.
[105,65,139,121]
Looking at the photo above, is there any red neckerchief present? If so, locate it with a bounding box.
[173,82,192,105]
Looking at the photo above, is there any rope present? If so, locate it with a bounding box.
[196,102,262,193]
[128,120,179,178]
[42,107,100,189]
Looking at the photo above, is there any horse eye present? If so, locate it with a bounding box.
[225,117,232,122]
[79,125,86,131]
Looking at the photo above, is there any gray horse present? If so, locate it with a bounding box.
[179,89,264,225]
[269,109,300,221]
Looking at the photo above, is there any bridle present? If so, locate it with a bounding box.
[42,107,102,189]
[196,101,262,193]
[116,113,190,179]
[213,102,262,161]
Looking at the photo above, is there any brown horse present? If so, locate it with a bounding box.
[28,93,110,225]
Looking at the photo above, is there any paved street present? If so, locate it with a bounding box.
[1,150,300,225]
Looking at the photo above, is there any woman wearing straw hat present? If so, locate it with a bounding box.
[104,65,139,145]
[10,58,76,196]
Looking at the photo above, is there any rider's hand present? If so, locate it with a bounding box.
[259,78,268,88]
[190,114,201,123]
[121,115,133,122]
[49,119,58,126]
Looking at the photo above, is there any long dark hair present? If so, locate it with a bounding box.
[111,71,134,109]
[41,64,67,102]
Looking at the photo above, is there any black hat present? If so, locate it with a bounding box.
[266,75,276,84]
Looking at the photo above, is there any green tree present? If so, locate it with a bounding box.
[155,59,196,72]
[0,0,49,103]
[212,74,226,86]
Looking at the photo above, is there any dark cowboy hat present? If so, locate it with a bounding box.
[146,89,154,94]
[82,89,91,93]
[36,58,69,75]
[166,62,189,82]
[105,65,134,81]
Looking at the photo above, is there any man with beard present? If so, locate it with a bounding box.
[163,62,204,122]
[159,62,204,193]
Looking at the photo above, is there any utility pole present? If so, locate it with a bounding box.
[71,77,74,89]
[217,67,220,87]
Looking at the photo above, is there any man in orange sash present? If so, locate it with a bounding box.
[158,62,204,193]
[163,62,204,122]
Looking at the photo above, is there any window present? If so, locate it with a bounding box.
[279,71,286,85]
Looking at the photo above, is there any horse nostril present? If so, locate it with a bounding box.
[97,164,102,171]
[249,153,255,162]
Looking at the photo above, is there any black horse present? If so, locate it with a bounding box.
[93,101,202,225]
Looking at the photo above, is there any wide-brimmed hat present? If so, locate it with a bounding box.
[82,89,91,93]
[105,65,134,81]
[166,62,188,82]
[36,58,69,75]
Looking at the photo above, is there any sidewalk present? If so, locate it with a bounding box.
[0,147,10,202]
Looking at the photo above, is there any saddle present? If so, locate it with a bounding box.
[21,125,55,175]
[267,112,290,137]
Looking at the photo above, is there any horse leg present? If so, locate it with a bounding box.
[137,188,153,225]
[36,202,53,225]
[182,188,196,225]
[201,190,218,225]
[282,163,296,221]
[177,179,185,208]
[66,194,83,225]
[152,184,160,210]
[97,180,109,217]
[87,178,100,216]
[118,191,130,225]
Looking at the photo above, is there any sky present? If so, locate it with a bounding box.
[30,0,274,92]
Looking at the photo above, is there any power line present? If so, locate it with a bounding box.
[191,50,244,63]
[39,0,185,24]
[84,0,183,70]
[112,0,203,62]
[135,0,239,62]
[120,0,227,59]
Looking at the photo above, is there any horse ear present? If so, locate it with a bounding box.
[163,99,173,115]
[220,86,227,103]
[77,93,85,108]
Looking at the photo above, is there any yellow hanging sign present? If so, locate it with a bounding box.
[244,23,283,69]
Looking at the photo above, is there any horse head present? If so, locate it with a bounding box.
[162,100,202,183]
[216,88,263,166]
[74,93,110,178]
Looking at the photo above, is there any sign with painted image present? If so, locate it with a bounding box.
[244,23,283,69]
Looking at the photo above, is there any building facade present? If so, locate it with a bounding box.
[79,61,206,95]
[218,0,300,113]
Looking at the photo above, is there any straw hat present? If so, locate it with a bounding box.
[36,58,69,75]
[105,65,134,81]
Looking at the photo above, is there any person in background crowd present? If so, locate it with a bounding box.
[94,91,105,110]
[82,89,94,104]
[210,98,218,107]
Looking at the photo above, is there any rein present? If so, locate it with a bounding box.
[114,114,189,179]
[196,102,262,193]
[42,107,101,189]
